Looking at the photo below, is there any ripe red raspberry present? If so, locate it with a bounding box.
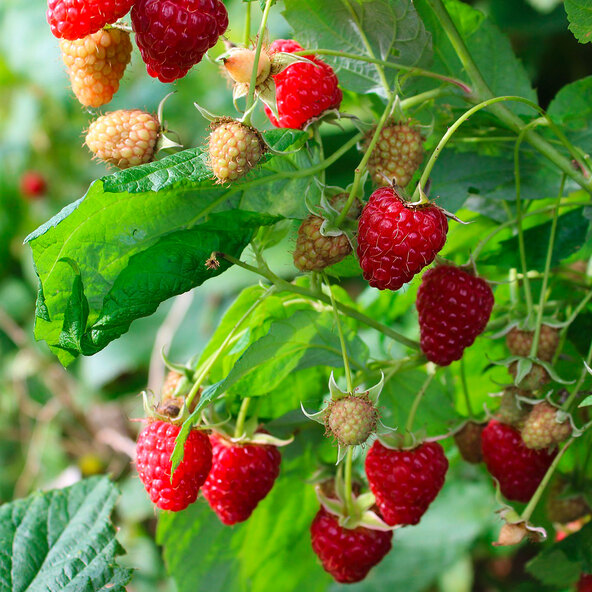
[208,119,265,183]
[47,0,136,40]
[202,432,281,525]
[293,194,361,272]
[60,28,132,108]
[264,40,342,129]
[325,395,378,447]
[481,420,556,503]
[310,506,392,583]
[546,478,590,524]
[357,187,448,291]
[521,401,572,450]
[136,420,212,511]
[579,574,592,592]
[454,421,485,464]
[20,171,47,199]
[416,265,494,366]
[131,0,228,83]
[365,440,448,526]
[506,324,559,361]
[366,124,424,188]
[85,109,160,169]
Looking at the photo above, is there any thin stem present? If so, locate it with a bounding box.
[405,371,436,433]
[323,273,353,392]
[459,357,473,417]
[562,339,592,412]
[244,1,251,46]
[399,87,453,110]
[313,126,326,187]
[530,175,566,358]
[243,0,273,124]
[343,0,390,96]
[336,86,399,226]
[344,447,354,516]
[294,49,471,94]
[521,438,574,522]
[221,253,421,350]
[234,397,251,438]
[185,285,276,408]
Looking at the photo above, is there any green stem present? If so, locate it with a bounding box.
[343,0,391,96]
[562,339,592,412]
[234,397,251,438]
[323,273,353,392]
[336,86,399,226]
[530,175,566,358]
[405,371,436,433]
[459,357,473,417]
[221,253,421,350]
[243,0,273,125]
[294,49,471,94]
[313,126,326,188]
[424,0,592,194]
[521,438,574,522]
[344,447,354,516]
[244,1,251,46]
[185,285,276,408]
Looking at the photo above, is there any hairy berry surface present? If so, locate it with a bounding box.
[481,420,556,503]
[264,40,342,129]
[416,265,494,365]
[357,187,448,291]
[365,440,448,525]
[132,0,228,83]
[506,324,559,362]
[521,401,572,449]
[326,395,377,447]
[202,432,281,525]
[136,421,212,511]
[310,506,392,583]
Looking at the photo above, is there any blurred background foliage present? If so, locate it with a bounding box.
[0,0,591,591]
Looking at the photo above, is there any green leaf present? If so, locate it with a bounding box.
[480,208,589,271]
[565,0,592,44]
[415,0,537,115]
[27,186,278,363]
[157,452,329,592]
[283,0,432,95]
[527,522,592,586]
[0,476,131,592]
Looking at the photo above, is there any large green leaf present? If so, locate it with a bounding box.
[283,0,431,95]
[415,0,537,115]
[157,451,329,592]
[0,477,131,592]
[565,0,592,44]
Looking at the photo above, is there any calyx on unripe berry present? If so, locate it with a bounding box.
[222,47,271,85]
[325,395,378,447]
[496,387,529,427]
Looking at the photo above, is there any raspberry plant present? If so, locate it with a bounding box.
[2,0,592,591]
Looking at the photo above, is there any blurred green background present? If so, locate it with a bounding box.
[0,0,591,590]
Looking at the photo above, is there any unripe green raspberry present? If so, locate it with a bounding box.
[85,109,160,169]
[521,401,572,450]
[497,387,529,427]
[547,477,591,523]
[506,324,559,362]
[366,123,424,188]
[509,362,549,391]
[208,119,265,183]
[325,395,378,447]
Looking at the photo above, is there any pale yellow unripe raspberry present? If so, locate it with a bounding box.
[60,28,132,108]
[85,109,160,169]
[208,119,265,183]
[222,48,271,85]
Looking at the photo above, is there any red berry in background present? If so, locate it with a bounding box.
[136,420,212,511]
[416,265,494,366]
[357,186,448,291]
[20,171,47,199]
[202,432,281,525]
[480,420,556,503]
[131,0,229,83]
[454,421,485,464]
[264,39,342,129]
[578,574,592,592]
[47,0,136,40]
[365,440,448,526]
[310,506,392,583]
